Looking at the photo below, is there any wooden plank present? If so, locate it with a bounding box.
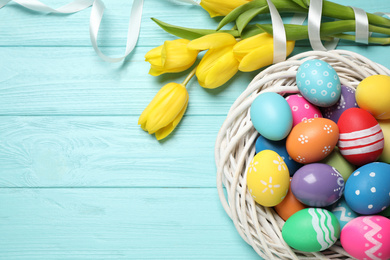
[1,46,389,116]
[0,0,389,47]
[0,116,226,188]
[0,188,259,259]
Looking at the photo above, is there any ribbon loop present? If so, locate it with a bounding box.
[308,0,339,51]
[266,0,286,64]
[351,6,369,44]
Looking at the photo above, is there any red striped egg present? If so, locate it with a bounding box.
[337,108,384,166]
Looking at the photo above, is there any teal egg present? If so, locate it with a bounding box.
[328,197,359,229]
[250,92,293,141]
[282,208,340,252]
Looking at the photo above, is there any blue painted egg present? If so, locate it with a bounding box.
[255,135,301,176]
[296,59,341,107]
[344,162,390,215]
[250,92,293,141]
[328,197,359,229]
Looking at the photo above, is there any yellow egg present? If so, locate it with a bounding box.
[247,150,290,207]
[356,75,390,119]
[378,119,390,163]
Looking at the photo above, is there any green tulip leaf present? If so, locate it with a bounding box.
[258,20,390,41]
[152,18,239,40]
[216,0,267,30]
[240,24,265,39]
[236,6,268,34]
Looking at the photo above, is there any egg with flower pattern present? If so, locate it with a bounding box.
[247,150,290,207]
[286,118,339,164]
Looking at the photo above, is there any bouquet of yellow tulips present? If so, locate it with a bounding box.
[139,0,390,140]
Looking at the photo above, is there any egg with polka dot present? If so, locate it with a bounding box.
[344,162,390,215]
[285,94,322,127]
[321,85,358,124]
[341,216,390,260]
[247,150,290,207]
[296,59,341,107]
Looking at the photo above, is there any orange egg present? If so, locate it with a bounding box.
[274,178,305,221]
[286,118,339,163]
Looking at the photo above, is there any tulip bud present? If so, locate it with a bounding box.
[200,0,252,17]
[188,33,239,89]
[138,83,189,140]
[145,39,199,76]
[233,33,295,72]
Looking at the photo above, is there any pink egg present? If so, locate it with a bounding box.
[286,94,322,127]
[341,216,390,260]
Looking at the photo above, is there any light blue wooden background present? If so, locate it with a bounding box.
[0,0,389,259]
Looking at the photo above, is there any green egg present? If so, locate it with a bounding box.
[320,147,355,181]
[282,208,340,252]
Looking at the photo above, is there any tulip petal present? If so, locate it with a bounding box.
[145,84,188,134]
[238,40,295,72]
[145,45,163,61]
[155,98,189,140]
[198,47,239,89]
[233,33,274,61]
[200,0,251,17]
[196,46,232,84]
[162,39,198,70]
[138,83,178,129]
[188,33,237,50]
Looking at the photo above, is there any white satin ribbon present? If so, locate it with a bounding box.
[0,0,197,63]
[266,0,286,64]
[351,6,369,44]
[308,0,338,51]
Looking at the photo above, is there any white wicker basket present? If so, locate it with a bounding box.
[215,50,390,260]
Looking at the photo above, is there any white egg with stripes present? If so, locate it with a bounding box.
[282,208,340,252]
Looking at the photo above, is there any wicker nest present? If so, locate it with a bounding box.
[215,50,390,260]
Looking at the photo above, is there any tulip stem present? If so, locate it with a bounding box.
[182,66,197,87]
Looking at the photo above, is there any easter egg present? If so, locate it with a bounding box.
[250,92,293,141]
[286,118,339,164]
[274,178,306,221]
[321,85,358,124]
[320,147,356,181]
[296,59,341,107]
[328,197,359,230]
[338,108,384,166]
[285,94,322,127]
[247,150,290,207]
[255,135,301,176]
[282,208,340,252]
[378,119,390,163]
[341,216,390,260]
[356,74,390,119]
[344,162,390,215]
[291,163,344,207]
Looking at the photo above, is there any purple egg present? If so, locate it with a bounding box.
[291,163,344,207]
[321,85,358,124]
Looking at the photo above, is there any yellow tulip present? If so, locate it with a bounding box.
[200,0,252,17]
[233,33,295,72]
[188,33,239,89]
[138,83,189,140]
[145,39,199,76]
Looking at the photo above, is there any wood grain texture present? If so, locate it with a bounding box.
[0,116,223,188]
[0,188,259,259]
[1,0,389,47]
[1,46,390,116]
[0,0,389,259]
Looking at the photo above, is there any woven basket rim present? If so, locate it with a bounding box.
[215,49,390,260]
